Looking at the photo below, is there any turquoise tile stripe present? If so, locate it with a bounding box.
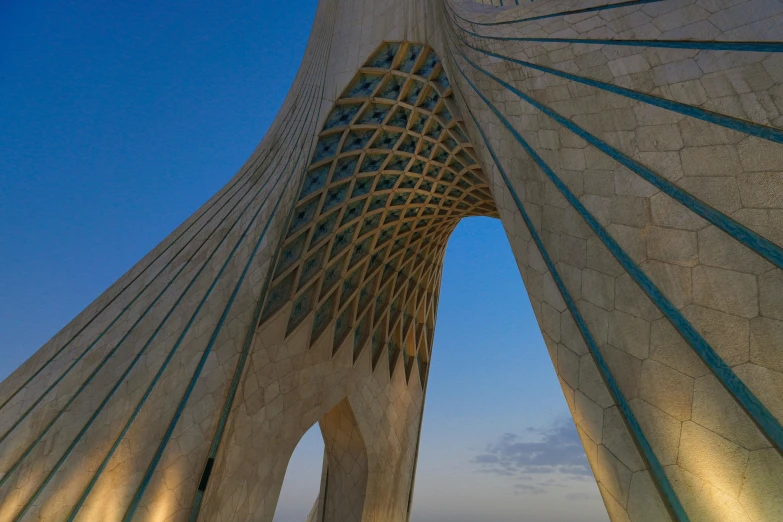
[63,86,323,521]
[0,138,268,416]
[5,80,324,522]
[446,23,783,146]
[0,60,325,435]
[451,0,665,26]
[456,21,783,53]
[448,34,783,455]
[444,42,690,522]
[0,57,322,498]
[0,153,282,491]
[122,28,337,522]
[450,39,783,272]
[186,8,338,520]
[0,131,299,450]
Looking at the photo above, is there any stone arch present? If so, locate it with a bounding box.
[310,397,369,522]
[4,0,783,520]
[257,41,497,387]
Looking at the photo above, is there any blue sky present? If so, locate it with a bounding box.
[0,1,606,520]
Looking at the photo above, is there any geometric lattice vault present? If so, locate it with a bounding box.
[260,42,497,388]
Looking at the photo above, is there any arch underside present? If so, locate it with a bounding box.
[258,41,498,390]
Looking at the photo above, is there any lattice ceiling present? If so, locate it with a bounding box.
[259,42,497,387]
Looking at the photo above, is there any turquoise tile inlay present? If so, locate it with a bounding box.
[324,103,363,130]
[376,174,400,191]
[449,159,464,172]
[372,130,402,149]
[329,223,357,258]
[409,160,425,174]
[415,50,439,78]
[349,237,372,268]
[288,198,320,236]
[312,297,335,342]
[398,135,417,153]
[452,125,468,143]
[275,234,307,278]
[435,69,450,90]
[345,73,383,98]
[385,208,402,223]
[404,79,424,105]
[410,112,427,133]
[387,154,411,171]
[456,150,475,166]
[400,175,417,189]
[299,246,327,290]
[322,182,350,212]
[419,140,434,158]
[433,147,449,164]
[399,43,423,73]
[366,42,400,68]
[342,129,375,152]
[419,89,439,111]
[341,198,368,226]
[351,176,374,198]
[333,155,359,181]
[310,211,339,248]
[360,213,382,236]
[369,193,389,211]
[287,286,315,334]
[426,120,442,139]
[391,192,411,207]
[378,75,404,100]
[360,153,388,173]
[387,106,410,128]
[300,165,330,199]
[320,258,343,300]
[313,132,342,162]
[358,103,393,125]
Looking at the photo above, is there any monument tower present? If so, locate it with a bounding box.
[2,0,783,520]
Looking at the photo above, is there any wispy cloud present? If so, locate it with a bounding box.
[471,419,592,494]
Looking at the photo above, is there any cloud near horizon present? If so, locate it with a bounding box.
[471,419,593,493]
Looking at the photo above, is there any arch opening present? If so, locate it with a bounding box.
[271,398,370,522]
[272,425,325,522]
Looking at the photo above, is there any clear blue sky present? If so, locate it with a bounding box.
[0,1,606,520]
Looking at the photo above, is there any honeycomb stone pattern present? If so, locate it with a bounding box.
[258,41,497,387]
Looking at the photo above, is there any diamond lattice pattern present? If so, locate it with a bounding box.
[259,42,497,388]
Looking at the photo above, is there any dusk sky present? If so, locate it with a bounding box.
[1,1,607,520]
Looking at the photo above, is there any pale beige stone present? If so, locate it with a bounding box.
[608,310,650,360]
[692,265,759,319]
[629,398,681,466]
[627,471,673,522]
[678,421,749,498]
[596,445,633,508]
[576,390,605,444]
[692,375,770,451]
[639,360,693,421]
[682,305,750,366]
